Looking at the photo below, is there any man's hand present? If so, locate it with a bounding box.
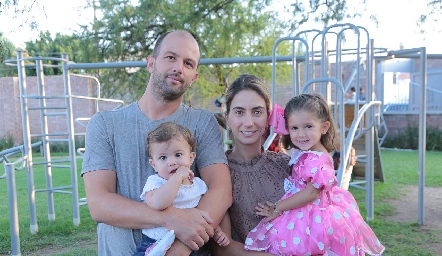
[164,207,214,250]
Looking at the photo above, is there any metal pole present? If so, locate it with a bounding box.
[365,38,375,220]
[62,53,81,226]
[36,59,56,220]
[365,108,375,220]
[418,47,427,226]
[16,50,38,234]
[5,161,22,256]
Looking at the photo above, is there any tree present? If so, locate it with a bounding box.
[0,32,13,62]
[0,32,17,77]
[77,0,366,103]
[0,0,46,32]
[24,31,94,76]
[418,1,442,33]
[16,0,362,103]
[76,0,297,103]
[285,0,366,31]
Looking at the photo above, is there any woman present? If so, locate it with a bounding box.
[213,74,291,255]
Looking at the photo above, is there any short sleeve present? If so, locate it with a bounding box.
[173,106,228,177]
[139,175,166,202]
[81,112,116,175]
[299,152,336,191]
[192,111,228,171]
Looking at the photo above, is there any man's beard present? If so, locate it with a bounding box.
[151,67,190,102]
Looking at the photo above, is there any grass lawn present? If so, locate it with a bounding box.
[1,150,441,255]
[0,156,97,256]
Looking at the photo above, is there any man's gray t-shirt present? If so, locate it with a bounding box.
[81,102,228,255]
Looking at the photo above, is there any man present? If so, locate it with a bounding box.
[82,30,232,255]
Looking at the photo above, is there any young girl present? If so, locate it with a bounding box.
[134,122,229,256]
[244,94,385,255]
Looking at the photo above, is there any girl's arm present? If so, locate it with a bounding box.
[256,181,320,223]
[144,171,189,210]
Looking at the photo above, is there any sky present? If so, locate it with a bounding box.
[1,0,441,54]
[0,0,92,47]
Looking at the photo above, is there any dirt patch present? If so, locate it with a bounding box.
[19,239,96,256]
[385,185,442,254]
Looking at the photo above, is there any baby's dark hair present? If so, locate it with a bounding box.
[282,93,339,153]
[146,122,197,157]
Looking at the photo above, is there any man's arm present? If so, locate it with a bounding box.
[83,169,213,251]
[84,169,163,228]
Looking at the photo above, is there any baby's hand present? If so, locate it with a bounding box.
[255,201,281,223]
[176,166,194,182]
[213,226,230,246]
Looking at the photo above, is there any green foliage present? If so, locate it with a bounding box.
[11,0,368,101]
[286,0,367,31]
[24,31,95,77]
[418,0,442,33]
[31,136,86,154]
[382,125,442,151]
[0,32,13,62]
[73,0,356,102]
[0,134,14,151]
[0,32,18,77]
[74,0,286,101]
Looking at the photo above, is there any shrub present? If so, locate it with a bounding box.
[382,125,442,151]
[31,136,86,154]
[0,134,14,152]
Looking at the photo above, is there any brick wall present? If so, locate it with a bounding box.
[0,77,22,144]
[0,76,122,146]
[383,113,442,136]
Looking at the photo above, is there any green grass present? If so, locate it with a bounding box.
[350,149,442,255]
[0,156,97,255]
[1,150,441,255]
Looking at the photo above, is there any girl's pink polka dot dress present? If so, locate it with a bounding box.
[245,151,385,255]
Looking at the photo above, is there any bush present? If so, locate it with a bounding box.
[31,136,86,154]
[0,134,14,152]
[382,125,442,151]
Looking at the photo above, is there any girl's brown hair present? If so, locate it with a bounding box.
[282,93,339,153]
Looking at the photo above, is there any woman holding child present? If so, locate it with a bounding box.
[213,74,290,255]
[213,74,384,255]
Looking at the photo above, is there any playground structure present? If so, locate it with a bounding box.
[1,23,430,255]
